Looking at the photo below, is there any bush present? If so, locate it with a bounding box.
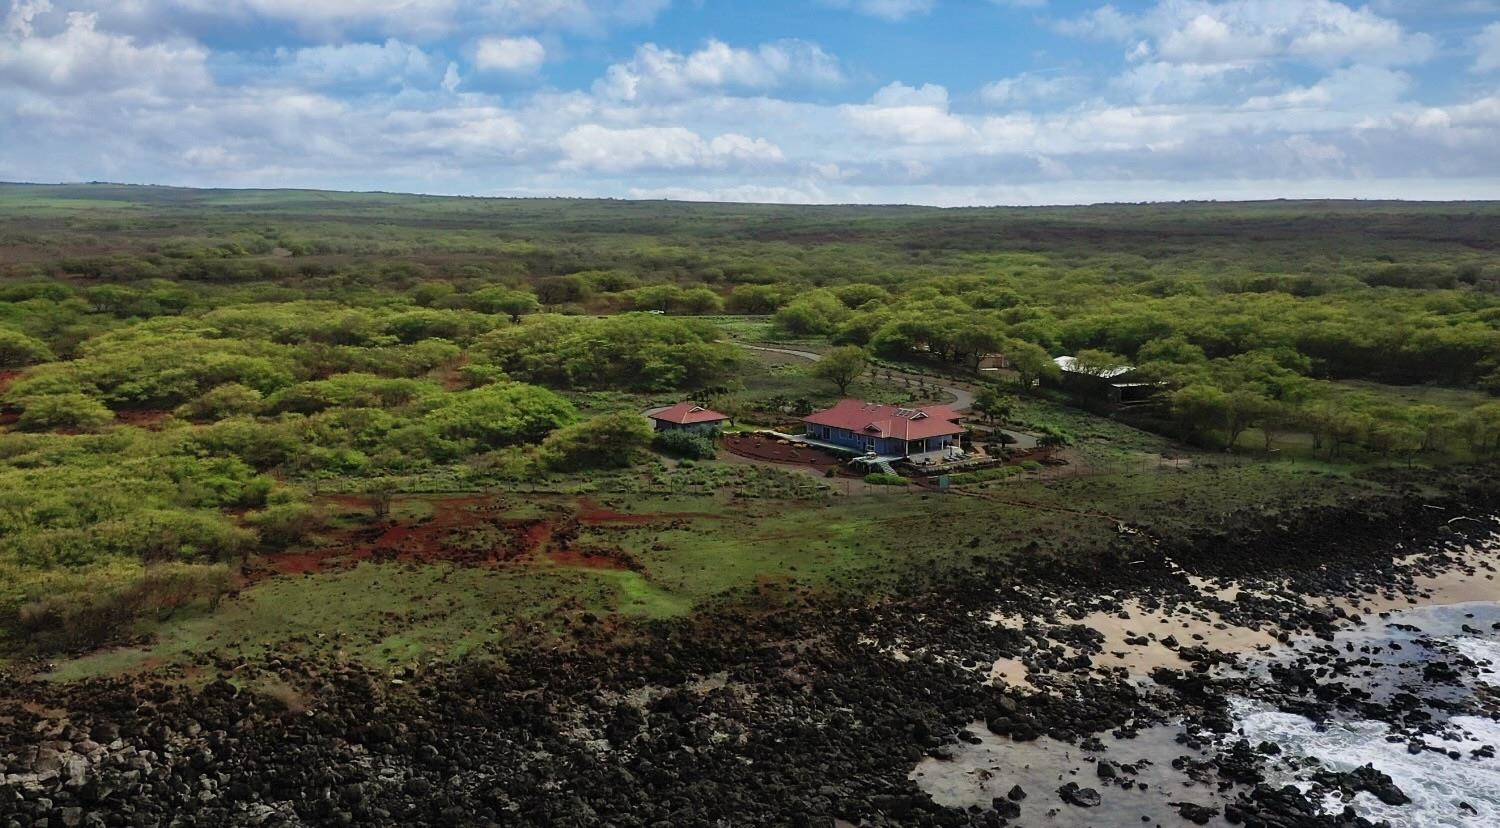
[13,563,233,651]
[863,472,907,485]
[16,394,114,432]
[538,412,654,471]
[0,328,53,367]
[652,428,718,459]
[1021,460,1042,472]
[177,383,264,420]
[245,502,323,549]
[423,382,577,449]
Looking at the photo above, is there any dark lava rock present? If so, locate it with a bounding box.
[1172,801,1219,825]
[1058,782,1102,808]
[990,797,1021,819]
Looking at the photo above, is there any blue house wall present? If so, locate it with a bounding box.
[804,424,956,457]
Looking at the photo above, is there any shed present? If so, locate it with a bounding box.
[647,402,731,434]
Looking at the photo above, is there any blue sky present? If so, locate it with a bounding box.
[2,0,1499,205]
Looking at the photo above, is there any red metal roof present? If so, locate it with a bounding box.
[649,402,731,425]
[801,399,964,441]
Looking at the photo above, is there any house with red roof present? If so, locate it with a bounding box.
[647,402,731,435]
[800,399,965,461]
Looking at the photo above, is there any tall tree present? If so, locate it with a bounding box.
[973,386,1014,426]
[811,346,869,395]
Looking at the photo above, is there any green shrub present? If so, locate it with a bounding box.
[16,394,114,432]
[423,382,576,449]
[245,502,323,549]
[539,412,654,471]
[176,383,264,420]
[0,328,53,367]
[863,472,907,485]
[652,428,718,459]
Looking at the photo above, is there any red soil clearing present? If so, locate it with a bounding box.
[248,495,546,581]
[247,495,678,582]
[722,433,845,467]
[548,547,638,571]
[0,369,22,393]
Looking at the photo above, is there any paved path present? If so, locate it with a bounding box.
[739,344,976,411]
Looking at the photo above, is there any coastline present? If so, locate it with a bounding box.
[4,485,1500,826]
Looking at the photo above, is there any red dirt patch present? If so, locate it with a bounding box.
[247,495,548,581]
[0,369,22,394]
[246,495,687,582]
[548,546,639,571]
[115,409,174,429]
[722,433,848,468]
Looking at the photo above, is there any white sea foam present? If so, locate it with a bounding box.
[1233,699,1500,828]
[1450,637,1500,687]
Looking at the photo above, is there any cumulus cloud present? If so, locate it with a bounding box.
[0,9,209,95]
[844,82,972,144]
[1474,22,1500,73]
[474,36,545,73]
[2,0,1498,205]
[980,72,1087,106]
[557,125,783,171]
[1062,0,1434,67]
[596,39,841,101]
[61,0,672,39]
[819,0,934,20]
[1242,65,1411,112]
[276,39,439,88]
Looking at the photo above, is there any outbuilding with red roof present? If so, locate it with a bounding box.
[647,402,731,434]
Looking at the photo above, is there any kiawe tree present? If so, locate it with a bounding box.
[811,346,869,395]
[973,386,1014,426]
[539,412,654,471]
[1004,340,1057,390]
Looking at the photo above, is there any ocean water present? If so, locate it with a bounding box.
[1233,601,1500,828]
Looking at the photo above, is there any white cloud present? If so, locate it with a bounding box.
[276,39,437,87]
[980,71,1086,106]
[1474,22,1500,73]
[474,36,545,73]
[820,0,934,20]
[5,0,50,37]
[844,82,972,144]
[869,81,948,107]
[1242,65,1411,112]
[2,0,1497,206]
[558,125,783,171]
[0,10,209,95]
[596,39,842,101]
[57,0,672,39]
[1110,61,1243,103]
[1062,0,1434,67]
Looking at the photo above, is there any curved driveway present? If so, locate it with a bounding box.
[739,344,975,411]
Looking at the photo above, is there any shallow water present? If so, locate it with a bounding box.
[911,723,1235,827]
[1232,600,1500,828]
[1234,703,1500,828]
[934,578,1500,825]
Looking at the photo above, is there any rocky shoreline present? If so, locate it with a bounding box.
[3,472,1499,827]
